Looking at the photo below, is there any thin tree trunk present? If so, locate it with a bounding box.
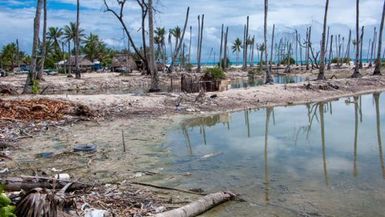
[223,27,229,70]
[352,0,362,78]
[346,29,352,62]
[269,24,275,73]
[197,14,204,73]
[318,0,329,80]
[265,0,273,84]
[251,35,255,67]
[38,0,47,80]
[374,0,385,75]
[24,0,43,93]
[369,27,377,67]
[328,35,333,70]
[244,16,249,69]
[75,0,81,79]
[169,7,190,72]
[188,26,192,64]
[359,26,365,69]
[219,24,224,69]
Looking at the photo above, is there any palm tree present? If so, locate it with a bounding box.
[232,38,242,64]
[374,0,385,75]
[24,0,43,94]
[352,0,362,78]
[154,27,166,63]
[83,33,105,61]
[46,27,63,57]
[318,0,330,80]
[169,26,182,58]
[63,22,84,75]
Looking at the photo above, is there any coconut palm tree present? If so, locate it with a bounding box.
[232,38,242,64]
[373,0,385,75]
[318,0,330,80]
[352,0,362,78]
[63,22,84,55]
[83,33,106,61]
[46,27,63,57]
[169,27,182,58]
[155,27,166,63]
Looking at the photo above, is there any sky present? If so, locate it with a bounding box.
[0,0,383,62]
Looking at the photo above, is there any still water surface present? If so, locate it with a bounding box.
[162,93,385,217]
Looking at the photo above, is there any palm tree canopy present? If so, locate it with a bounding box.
[232,38,242,53]
[155,27,166,46]
[63,22,85,43]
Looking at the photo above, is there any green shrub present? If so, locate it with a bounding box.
[0,187,16,217]
[32,79,40,94]
[280,57,295,65]
[331,57,351,64]
[205,67,226,80]
[185,63,193,72]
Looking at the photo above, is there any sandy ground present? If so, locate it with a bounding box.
[2,68,384,118]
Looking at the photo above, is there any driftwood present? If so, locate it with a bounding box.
[131,182,205,195]
[154,191,236,217]
[1,176,92,192]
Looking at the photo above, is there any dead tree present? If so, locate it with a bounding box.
[318,0,329,80]
[264,0,273,84]
[75,0,81,79]
[359,26,365,69]
[328,35,334,70]
[168,7,190,72]
[374,0,385,75]
[197,15,204,73]
[352,0,362,78]
[223,26,229,70]
[243,16,249,69]
[137,0,149,74]
[219,24,224,69]
[345,29,352,63]
[369,27,377,67]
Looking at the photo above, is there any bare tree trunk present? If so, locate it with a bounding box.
[374,0,385,75]
[219,24,224,69]
[243,16,249,69]
[251,35,255,67]
[318,0,329,80]
[75,0,81,79]
[359,26,365,69]
[188,26,192,64]
[24,0,43,94]
[37,0,47,80]
[169,7,190,72]
[328,35,333,70]
[269,24,275,73]
[197,14,204,73]
[369,27,377,67]
[223,27,229,70]
[295,30,298,66]
[264,0,273,84]
[148,0,159,92]
[352,0,362,78]
[346,29,352,62]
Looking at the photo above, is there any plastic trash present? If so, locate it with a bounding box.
[84,208,111,217]
[73,144,97,153]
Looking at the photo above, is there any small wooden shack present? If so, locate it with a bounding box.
[111,54,137,73]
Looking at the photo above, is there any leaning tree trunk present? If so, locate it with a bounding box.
[37,0,47,80]
[374,0,385,75]
[318,0,329,80]
[352,0,362,78]
[23,0,43,94]
[264,0,273,84]
[168,7,190,73]
[148,0,159,92]
[75,0,81,79]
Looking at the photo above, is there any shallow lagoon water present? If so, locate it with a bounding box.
[230,75,305,89]
[162,93,385,217]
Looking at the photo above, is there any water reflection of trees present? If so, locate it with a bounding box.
[264,108,272,204]
[374,93,385,179]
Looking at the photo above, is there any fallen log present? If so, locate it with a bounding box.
[1,176,92,192]
[154,191,236,217]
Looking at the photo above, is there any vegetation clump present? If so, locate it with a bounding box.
[331,57,351,64]
[0,187,16,217]
[204,67,226,80]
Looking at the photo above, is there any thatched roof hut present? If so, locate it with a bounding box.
[111,54,137,72]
